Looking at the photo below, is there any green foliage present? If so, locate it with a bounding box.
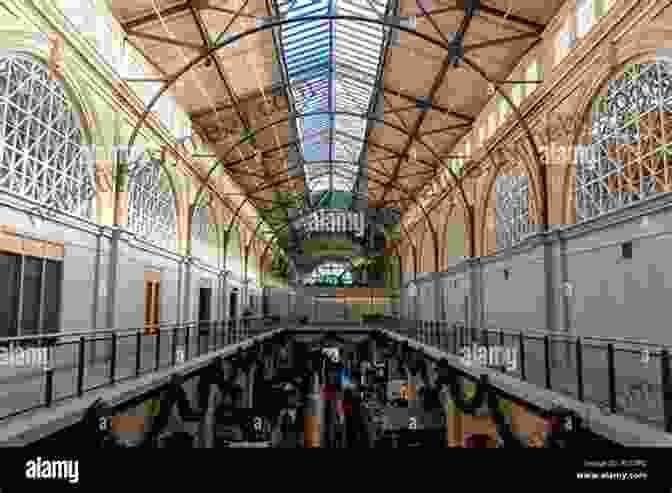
[240,127,256,146]
[593,95,607,114]
[624,64,640,81]
[656,144,672,160]
[623,111,640,129]
[383,224,400,241]
[361,313,384,322]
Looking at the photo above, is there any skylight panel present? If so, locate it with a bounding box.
[277,0,389,194]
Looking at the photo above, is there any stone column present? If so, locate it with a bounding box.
[182,257,193,325]
[543,230,569,367]
[105,227,121,331]
[466,258,484,336]
[434,275,443,323]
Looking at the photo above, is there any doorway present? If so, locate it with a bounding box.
[198,286,212,354]
[144,271,161,335]
[229,289,238,321]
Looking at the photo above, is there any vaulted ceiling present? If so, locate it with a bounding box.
[108,0,564,217]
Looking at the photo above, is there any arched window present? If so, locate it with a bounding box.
[192,204,209,245]
[127,158,177,251]
[495,174,535,250]
[192,203,219,262]
[576,61,672,222]
[0,53,95,218]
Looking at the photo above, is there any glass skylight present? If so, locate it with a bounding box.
[276,0,389,193]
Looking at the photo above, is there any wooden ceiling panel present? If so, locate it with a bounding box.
[133,15,206,47]
[370,157,398,176]
[386,57,438,99]
[484,0,565,26]
[418,109,469,134]
[218,52,275,97]
[209,0,268,17]
[108,0,559,222]
[392,108,422,130]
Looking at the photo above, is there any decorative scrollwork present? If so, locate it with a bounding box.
[577,60,672,221]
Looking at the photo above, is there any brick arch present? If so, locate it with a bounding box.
[564,35,672,223]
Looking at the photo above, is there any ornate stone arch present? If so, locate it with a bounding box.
[565,39,672,223]
[191,192,221,265]
[0,50,97,219]
[127,154,178,251]
[479,144,541,256]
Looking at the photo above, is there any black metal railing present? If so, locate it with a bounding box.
[0,316,289,421]
[5,323,670,449]
[384,318,672,433]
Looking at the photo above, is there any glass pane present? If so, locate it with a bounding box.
[576,0,593,38]
[21,257,42,336]
[0,252,20,338]
[0,54,95,218]
[42,260,62,334]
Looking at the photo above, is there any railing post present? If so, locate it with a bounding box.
[171,327,177,366]
[185,324,190,360]
[155,328,161,371]
[136,331,142,377]
[519,331,526,381]
[499,329,504,348]
[44,368,54,407]
[544,335,551,390]
[576,337,584,402]
[607,343,617,413]
[77,336,85,397]
[661,349,672,433]
[109,333,117,384]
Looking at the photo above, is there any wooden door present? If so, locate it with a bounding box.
[144,271,161,335]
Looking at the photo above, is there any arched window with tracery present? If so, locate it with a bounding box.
[0,53,95,218]
[191,202,219,263]
[495,172,535,250]
[127,157,177,251]
[575,61,672,222]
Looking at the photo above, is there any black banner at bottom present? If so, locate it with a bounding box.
[0,448,669,491]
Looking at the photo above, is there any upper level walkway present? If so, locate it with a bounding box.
[0,317,670,451]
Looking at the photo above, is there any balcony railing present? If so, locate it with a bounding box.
[383,317,672,433]
[0,317,292,421]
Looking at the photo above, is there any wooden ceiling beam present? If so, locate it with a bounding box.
[188,4,250,130]
[463,31,541,53]
[478,3,546,33]
[121,2,193,30]
[126,29,207,52]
